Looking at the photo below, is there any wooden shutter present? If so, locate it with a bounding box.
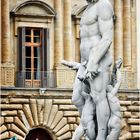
[17,27,25,87]
[41,28,49,87]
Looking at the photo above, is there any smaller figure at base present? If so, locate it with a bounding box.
[106,58,122,140]
[72,90,96,140]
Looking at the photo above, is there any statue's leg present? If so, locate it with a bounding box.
[107,118,111,135]
[86,120,96,140]
[72,124,84,140]
[90,72,110,140]
[95,98,110,140]
[106,116,121,140]
[106,129,121,140]
[72,65,86,115]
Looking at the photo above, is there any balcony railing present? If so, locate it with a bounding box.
[16,70,137,89]
[16,71,56,88]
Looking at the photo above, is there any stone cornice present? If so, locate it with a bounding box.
[10,0,56,17]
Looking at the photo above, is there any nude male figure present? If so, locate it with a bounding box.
[72,0,114,139]
[106,59,122,140]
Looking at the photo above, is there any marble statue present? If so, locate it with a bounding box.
[73,0,114,139]
[62,0,122,139]
[62,59,122,140]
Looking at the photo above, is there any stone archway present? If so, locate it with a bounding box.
[25,128,53,140]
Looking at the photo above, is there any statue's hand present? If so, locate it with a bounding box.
[86,64,99,79]
[86,71,97,80]
[71,63,81,70]
[80,91,90,99]
[115,58,122,69]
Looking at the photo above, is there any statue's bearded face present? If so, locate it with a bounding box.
[86,0,98,3]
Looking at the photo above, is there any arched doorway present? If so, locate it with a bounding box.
[25,128,53,140]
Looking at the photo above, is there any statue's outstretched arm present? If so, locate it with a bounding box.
[61,60,81,70]
[87,2,114,72]
[110,58,122,86]
[110,58,122,95]
[111,69,122,96]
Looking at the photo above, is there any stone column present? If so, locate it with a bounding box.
[0,0,1,86]
[54,0,63,65]
[1,0,10,63]
[136,0,140,88]
[64,0,72,61]
[75,19,80,62]
[131,0,136,71]
[114,0,123,61]
[1,0,14,87]
[0,0,1,63]
[123,0,132,67]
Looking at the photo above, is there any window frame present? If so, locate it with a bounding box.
[17,27,49,88]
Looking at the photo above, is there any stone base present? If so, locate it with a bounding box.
[56,64,76,88]
[1,63,15,87]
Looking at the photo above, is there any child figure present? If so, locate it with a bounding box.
[106,58,122,140]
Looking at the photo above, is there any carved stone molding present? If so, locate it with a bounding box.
[1,63,15,87]
[56,64,76,88]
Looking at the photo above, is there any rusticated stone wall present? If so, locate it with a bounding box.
[118,91,140,140]
[0,89,139,140]
[0,0,139,89]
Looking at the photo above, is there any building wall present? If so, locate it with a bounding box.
[136,0,140,89]
[1,0,140,140]
[0,89,139,140]
[0,0,139,89]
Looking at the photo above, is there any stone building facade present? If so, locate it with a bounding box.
[0,0,140,139]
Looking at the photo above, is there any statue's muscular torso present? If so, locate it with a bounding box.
[80,0,113,70]
[80,3,100,62]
